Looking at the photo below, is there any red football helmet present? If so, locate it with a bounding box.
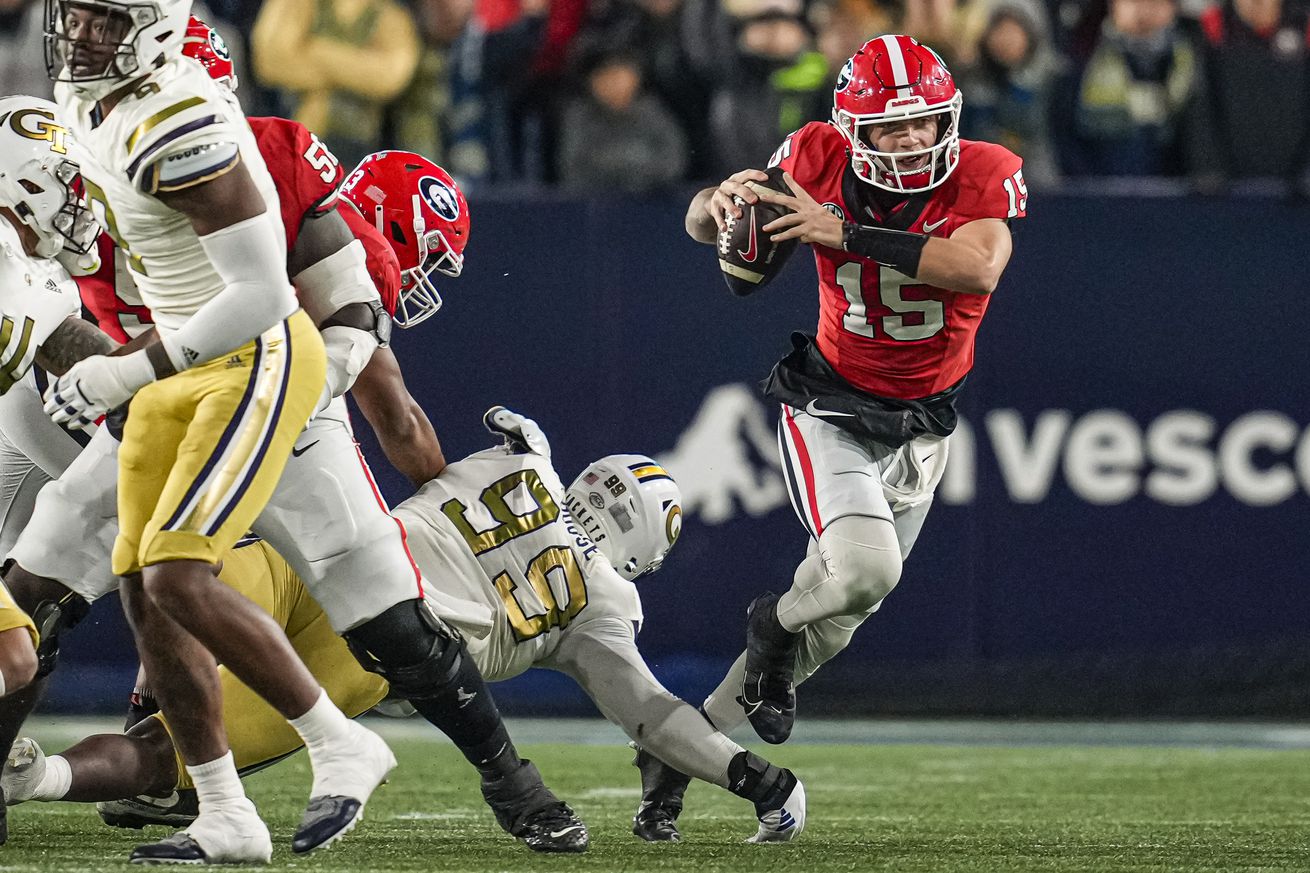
[339,151,469,328]
[181,15,237,92]
[831,35,962,194]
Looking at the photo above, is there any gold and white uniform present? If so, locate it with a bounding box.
[54,57,325,574]
[0,218,85,556]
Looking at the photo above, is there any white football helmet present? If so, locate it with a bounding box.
[45,0,192,99]
[565,455,683,582]
[0,97,98,258]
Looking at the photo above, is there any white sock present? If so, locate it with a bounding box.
[186,751,247,811]
[32,754,73,801]
[289,689,354,753]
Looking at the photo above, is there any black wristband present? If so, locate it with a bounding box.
[841,222,929,276]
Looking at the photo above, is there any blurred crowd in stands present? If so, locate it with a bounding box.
[3,0,1309,195]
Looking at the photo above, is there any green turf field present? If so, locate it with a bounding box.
[5,723,1310,872]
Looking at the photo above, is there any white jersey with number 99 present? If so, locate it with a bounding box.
[395,445,643,682]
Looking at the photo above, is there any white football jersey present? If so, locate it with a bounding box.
[396,446,644,681]
[55,57,285,333]
[0,219,82,395]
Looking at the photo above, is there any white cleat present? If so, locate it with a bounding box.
[3,737,47,805]
[130,801,273,865]
[746,775,806,844]
[293,722,396,854]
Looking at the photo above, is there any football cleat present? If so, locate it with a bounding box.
[630,743,690,842]
[98,790,200,829]
[746,773,806,844]
[131,802,272,865]
[633,804,680,842]
[740,592,800,744]
[480,759,588,853]
[292,796,362,854]
[293,722,395,853]
[3,737,46,805]
[515,801,589,853]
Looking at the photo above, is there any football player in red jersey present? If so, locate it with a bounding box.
[632,35,1027,840]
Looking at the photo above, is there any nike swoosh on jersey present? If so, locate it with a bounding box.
[804,399,855,418]
[291,440,320,457]
[737,209,759,263]
[923,217,949,233]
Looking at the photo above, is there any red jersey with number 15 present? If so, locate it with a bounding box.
[77,116,400,341]
[769,121,1026,399]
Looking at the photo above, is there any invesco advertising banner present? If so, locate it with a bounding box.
[54,190,1310,716]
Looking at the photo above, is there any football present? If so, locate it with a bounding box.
[717,166,800,296]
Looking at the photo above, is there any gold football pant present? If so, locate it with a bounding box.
[154,540,388,788]
[113,311,325,576]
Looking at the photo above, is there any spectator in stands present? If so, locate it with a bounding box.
[709,7,830,173]
[1053,0,1213,177]
[251,0,421,167]
[0,0,52,99]
[571,0,715,177]
[956,0,1062,186]
[813,0,898,75]
[559,49,689,192]
[387,0,475,169]
[1198,0,1310,189]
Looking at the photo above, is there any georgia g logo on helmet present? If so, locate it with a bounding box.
[4,108,70,155]
[208,28,230,61]
[835,58,854,94]
[418,176,461,222]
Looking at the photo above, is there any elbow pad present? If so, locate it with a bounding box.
[163,212,298,372]
[321,324,379,398]
[293,239,380,325]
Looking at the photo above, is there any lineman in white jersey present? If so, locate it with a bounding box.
[0,97,104,559]
[2,408,808,844]
[0,97,109,737]
[397,409,807,843]
[43,0,395,861]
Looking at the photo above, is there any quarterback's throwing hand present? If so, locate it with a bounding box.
[758,172,844,249]
[43,353,153,430]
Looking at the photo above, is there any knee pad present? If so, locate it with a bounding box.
[342,599,464,700]
[821,517,903,613]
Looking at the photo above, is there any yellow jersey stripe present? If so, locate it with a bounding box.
[0,316,35,394]
[125,96,206,153]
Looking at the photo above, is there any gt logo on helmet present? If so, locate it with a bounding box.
[5,108,70,155]
[418,176,460,222]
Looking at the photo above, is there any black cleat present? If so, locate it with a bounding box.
[129,832,209,865]
[631,744,690,842]
[516,801,589,853]
[633,804,681,842]
[739,592,800,744]
[98,791,200,830]
[291,795,363,854]
[481,759,588,853]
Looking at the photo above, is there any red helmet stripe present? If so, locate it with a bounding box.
[878,34,914,98]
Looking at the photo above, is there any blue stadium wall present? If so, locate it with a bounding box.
[50,189,1310,718]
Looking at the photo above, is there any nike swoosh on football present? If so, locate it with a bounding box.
[923,217,949,233]
[804,399,855,418]
[737,208,759,263]
[291,440,320,457]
